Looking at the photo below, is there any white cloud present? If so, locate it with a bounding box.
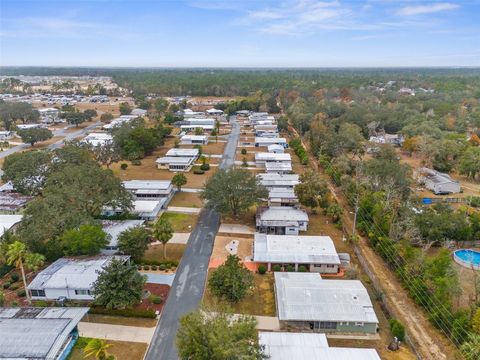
[397,3,459,16]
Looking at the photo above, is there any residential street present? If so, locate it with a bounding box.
[145,116,240,360]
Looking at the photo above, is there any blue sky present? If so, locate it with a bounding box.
[0,0,478,67]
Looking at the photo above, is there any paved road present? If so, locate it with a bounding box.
[145,116,240,360]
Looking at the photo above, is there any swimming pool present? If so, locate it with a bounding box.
[453,249,480,270]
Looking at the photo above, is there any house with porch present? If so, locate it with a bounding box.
[255,152,291,168]
[123,180,174,202]
[268,188,298,207]
[156,148,199,172]
[256,207,308,235]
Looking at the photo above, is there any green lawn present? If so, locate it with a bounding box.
[203,273,276,316]
[81,314,157,328]
[160,212,198,232]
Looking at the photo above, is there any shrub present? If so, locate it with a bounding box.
[298,265,307,272]
[193,169,205,175]
[241,148,247,155]
[3,282,11,289]
[89,307,156,319]
[200,163,210,171]
[468,196,480,208]
[159,264,166,270]
[9,283,19,291]
[151,265,158,271]
[150,295,163,304]
[131,159,142,166]
[258,264,267,274]
[10,273,19,282]
[11,300,19,307]
[0,264,13,278]
[389,319,406,341]
[16,289,26,297]
[143,265,150,271]
[136,265,142,270]
[272,264,282,272]
[138,259,179,268]
[120,163,128,170]
[286,265,295,272]
[33,300,48,307]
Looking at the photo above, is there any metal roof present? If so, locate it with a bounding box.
[255,137,287,144]
[265,162,293,172]
[28,256,129,291]
[255,152,291,162]
[268,188,298,200]
[257,207,308,222]
[253,233,340,265]
[274,272,379,324]
[123,180,172,191]
[0,307,89,360]
[257,173,299,188]
[259,332,380,360]
[166,148,199,157]
[156,156,196,165]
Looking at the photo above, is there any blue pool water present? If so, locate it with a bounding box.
[454,249,480,267]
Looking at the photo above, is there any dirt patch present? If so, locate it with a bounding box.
[135,283,170,312]
[170,191,203,208]
[69,339,147,360]
[211,235,253,262]
[143,243,186,263]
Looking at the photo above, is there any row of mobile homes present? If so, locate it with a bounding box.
[253,233,341,273]
[28,256,130,301]
[180,134,209,145]
[156,148,199,172]
[256,207,309,235]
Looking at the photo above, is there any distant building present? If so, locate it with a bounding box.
[0,184,32,214]
[131,108,147,117]
[274,272,379,334]
[102,115,137,130]
[255,137,288,148]
[0,307,89,360]
[180,134,209,145]
[123,180,174,201]
[253,233,340,273]
[17,123,45,130]
[38,107,61,124]
[416,168,461,195]
[255,152,291,168]
[256,207,309,235]
[28,255,130,301]
[368,134,404,146]
[180,124,214,132]
[0,130,14,141]
[259,332,381,360]
[83,132,113,147]
[206,108,224,116]
[268,144,285,153]
[265,162,293,174]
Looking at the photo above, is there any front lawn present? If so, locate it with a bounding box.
[160,212,198,232]
[143,243,186,263]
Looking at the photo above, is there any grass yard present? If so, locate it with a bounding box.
[161,212,199,232]
[203,273,276,316]
[170,191,203,208]
[81,314,157,328]
[143,243,186,262]
[68,339,147,360]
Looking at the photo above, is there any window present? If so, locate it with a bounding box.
[75,289,90,295]
[355,322,364,327]
[30,289,45,297]
[317,321,337,330]
[327,264,336,268]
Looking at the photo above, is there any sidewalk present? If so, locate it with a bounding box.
[78,322,155,343]
[182,187,203,193]
[167,206,202,214]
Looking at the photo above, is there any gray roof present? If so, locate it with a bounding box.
[257,207,308,222]
[268,188,298,200]
[265,162,293,172]
[253,233,340,265]
[102,220,145,248]
[255,137,287,144]
[156,156,195,165]
[28,255,129,291]
[274,272,378,324]
[123,180,172,191]
[0,307,89,360]
[257,173,299,188]
[166,148,199,157]
[255,152,291,162]
[259,332,381,360]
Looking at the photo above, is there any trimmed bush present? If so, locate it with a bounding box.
[120,163,128,170]
[272,264,282,272]
[193,169,205,175]
[131,159,142,166]
[286,265,295,272]
[200,163,210,171]
[389,319,406,341]
[298,265,307,272]
[9,283,19,291]
[33,300,48,307]
[241,148,247,155]
[138,259,179,268]
[143,265,150,271]
[136,265,142,270]
[3,282,11,289]
[151,265,158,271]
[159,264,166,270]
[258,264,267,274]
[16,289,26,297]
[89,307,156,319]
[10,273,19,282]
[150,295,163,304]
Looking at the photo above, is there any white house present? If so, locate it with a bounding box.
[257,173,299,190]
[259,332,381,360]
[268,144,285,153]
[101,220,145,254]
[180,124,214,132]
[16,123,45,130]
[102,115,137,130]
[255,152,291,168]
[274,273,379,334]
[265,162,293,174]
[180,134,208,145]
[185,118,215,126]
[416,168,461,195]
[0,130,14,141]
[131,108,148,117]
[253,233,340,273]
[256,207,309,235]
[255,137,288,148]
[123,180,174,201]
[156,148,199,172]
[206,108,224,116]
[268,188,298,207]
[82,132,113,147]
[38,107,61,123]
[28,256,130,301]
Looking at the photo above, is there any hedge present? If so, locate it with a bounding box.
[89,307,157,319]
[193,169,205,175]
[139,259,179,268]
[289,138,309,165]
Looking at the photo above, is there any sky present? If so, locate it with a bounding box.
[0,0,479,67]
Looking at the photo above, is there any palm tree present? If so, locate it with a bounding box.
[6,241,45,304]
[153,217,173,259]
[83,339,112,360]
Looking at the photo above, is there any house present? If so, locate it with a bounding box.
[206,108,224,115]
[368,134,404,146]
[268,188,298,206]
[28,256,130,301]
[17,123,45,130]
[255,137,288,148]
[0,307,89,360]
[256,207,309,235]
[101,219,145,254]
[255,152,291,168]
[185,118,215,126]
[253,233,340,273]
[274,272,379,334]
[268,144,285,153]
[82,132,113,147]
[236,110,251,117]
[123,180,174,201]
[0,214,23,237]
[180,124,214,132]
[416,168,461,194]
[180,134,209,145]
[38,107,61,123]
[257,173,299,190]
[265,162,293,174]
[259,332,381,360]
[183,109,206,118]
[255,124,278,135]
[398,87,415,96]
[0,130,14,141]
[156,148,199,172]
[131,108,147,117]
[102,115,137,130]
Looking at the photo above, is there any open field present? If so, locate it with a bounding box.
[143,243,186,263]
[81,314,157,328]
[68,339,147,360]
[160,212,199,232]
[203,273,276,317]
[170,191,203,208]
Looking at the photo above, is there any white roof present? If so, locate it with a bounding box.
[254,233,340,265]
[181,135,207,141]
[123,180,172,191]
[268,188,297,200]
[257,173,299,188]
[206,108,223,114]
[156,156,195,165]
[255,152,291,162]
[274,272,379,323]
[258,207,308,222]
[268,144,285,152]
[134,199,165,213]
[265,162,292,172]
[0,214,23,237]
[102,220,145,248]
[180,124,214,130]
[259,332,381,360]
[83,132,113,147]
[255,137,287,144]
[131,108,147,115]
[166,148,199,157]
[28,256,129,291]
[38,107,59,113]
